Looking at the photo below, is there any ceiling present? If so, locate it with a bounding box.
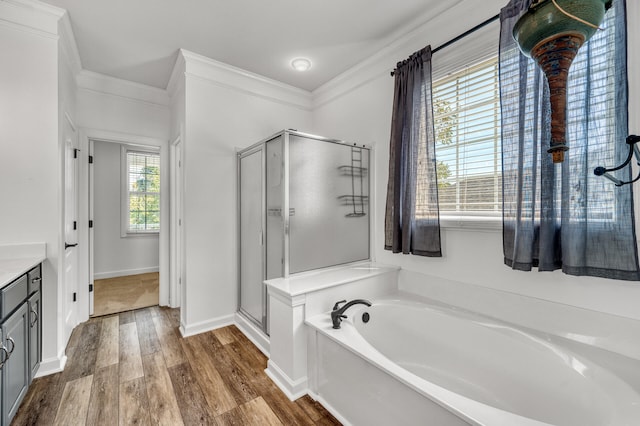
[42,0,455,92]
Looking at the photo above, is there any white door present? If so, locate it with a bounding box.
[63,119,79,341]
[170,139,184,308]
[88,139,95,315]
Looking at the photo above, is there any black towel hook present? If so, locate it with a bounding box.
[594,135,640,187]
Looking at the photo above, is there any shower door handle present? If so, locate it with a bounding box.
[259,231,263,246]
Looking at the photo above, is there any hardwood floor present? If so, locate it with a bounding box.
[93,273,159,316]
[12,306,340,426]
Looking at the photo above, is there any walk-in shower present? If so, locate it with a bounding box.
[237,130,371,333]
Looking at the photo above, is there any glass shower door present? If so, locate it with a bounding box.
[239,147,265,327]
[288,136,370,273]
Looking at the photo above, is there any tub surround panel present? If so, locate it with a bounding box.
[266,292,308,399]
[399,269,640,362]
[264,262,399,401]
[310,332,472,426]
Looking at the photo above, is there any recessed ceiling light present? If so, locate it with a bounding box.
[291,58,312,72]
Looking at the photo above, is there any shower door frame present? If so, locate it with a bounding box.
[237,144,268,332]
[237,129,373,334]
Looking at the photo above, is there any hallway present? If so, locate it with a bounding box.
[13,307,339,425]
[93,273,160,316]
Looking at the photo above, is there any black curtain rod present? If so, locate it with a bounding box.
[390,13,500,77]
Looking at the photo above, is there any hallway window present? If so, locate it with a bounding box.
[125,149,160,232]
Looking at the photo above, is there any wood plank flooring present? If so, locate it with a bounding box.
[12,306,341,425]
[93,273,159,316]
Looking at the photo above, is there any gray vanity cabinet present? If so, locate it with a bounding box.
[28,290,41,383]
[1,303,28,426]
[0,263,42,425]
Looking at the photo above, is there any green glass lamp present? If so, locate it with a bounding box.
[513,0,612,163]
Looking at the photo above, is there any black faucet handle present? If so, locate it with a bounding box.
[332,300,347,310]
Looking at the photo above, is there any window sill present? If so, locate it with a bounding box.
[121,231,160,238]
[440,215,502,231]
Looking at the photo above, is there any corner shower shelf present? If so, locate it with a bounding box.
[337,195,369,205]
[338,146,368,217]
[338,165,368,177]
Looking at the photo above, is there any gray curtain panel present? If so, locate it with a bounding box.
[384,46,442,257]
[500,0,640,280]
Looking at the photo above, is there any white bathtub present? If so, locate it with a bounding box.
[305,296,640,426]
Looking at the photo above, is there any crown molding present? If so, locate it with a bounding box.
[167,50,186,99]
[0,0,64,36]
[57,12,81,76]
[4,0,64,17]
[311,0,498,109]
[76,70,170,107]
[180,49,313,111]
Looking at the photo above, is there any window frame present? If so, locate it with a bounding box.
[428,20,502,231]
[121,145,161,237]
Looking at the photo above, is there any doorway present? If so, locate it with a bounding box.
[91,141,161,315]
[77,129,172,322]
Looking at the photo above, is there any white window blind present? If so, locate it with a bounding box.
[433,56,501,215]
[126,150,160,232]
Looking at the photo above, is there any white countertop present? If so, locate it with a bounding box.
[0,257,45,287]
[0,243,46,288]
[265,262,399,298]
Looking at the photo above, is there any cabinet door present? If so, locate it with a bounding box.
[2,303,28,426]
[28,291,41,383]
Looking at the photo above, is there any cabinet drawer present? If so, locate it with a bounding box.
[1,275,28,319]
[27,265,41,295]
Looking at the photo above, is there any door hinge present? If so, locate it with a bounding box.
[89,220,93,228]
[74,148,79,159]
[72,292,77,302]
[73,221,77,230]
[89,155,94,164]
[89,284,93,292]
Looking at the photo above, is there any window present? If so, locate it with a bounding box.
[413,20,501,224]
[432,56,501,216]
[124,149,160,233]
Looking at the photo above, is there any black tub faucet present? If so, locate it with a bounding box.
[331,299,372,329]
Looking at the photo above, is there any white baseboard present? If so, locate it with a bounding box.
[234,312,270,357]
[179,314,235,338]
[94,266,159,280]
[35,352,67,378]
[265,360,308,401]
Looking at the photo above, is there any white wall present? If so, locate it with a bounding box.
[179,52,313,333]
[0,3,62,367]
[77,83,170,141]
[311,0,640,321]
[92,141,159,279]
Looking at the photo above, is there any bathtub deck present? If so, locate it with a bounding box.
[13,306,340,425]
